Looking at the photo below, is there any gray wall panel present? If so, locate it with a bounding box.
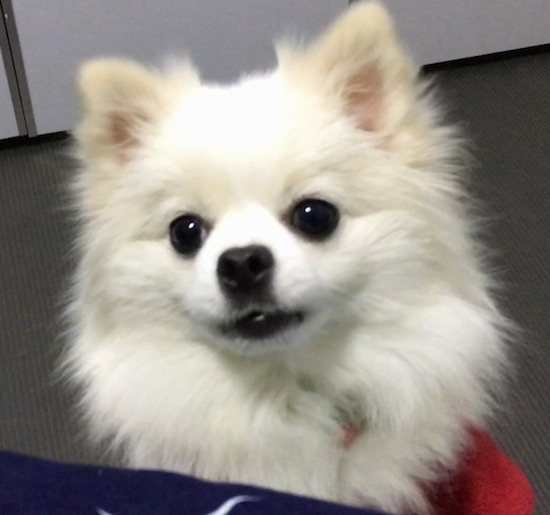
[0,64,18,139]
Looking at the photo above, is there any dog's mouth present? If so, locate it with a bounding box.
[220,308,305,340]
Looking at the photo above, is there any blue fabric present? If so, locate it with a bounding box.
[0,451,388,515]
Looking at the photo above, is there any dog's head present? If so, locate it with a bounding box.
[75,3,467,355]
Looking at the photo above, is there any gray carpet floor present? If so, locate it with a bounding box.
[1,50,549,513]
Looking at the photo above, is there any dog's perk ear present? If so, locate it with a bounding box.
[77,59,197,164]
[77,59,164,163]
[278,2,422,147]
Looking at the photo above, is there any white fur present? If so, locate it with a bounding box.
[66,3,508,514]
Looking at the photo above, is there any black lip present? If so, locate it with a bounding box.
[221,309,305,340]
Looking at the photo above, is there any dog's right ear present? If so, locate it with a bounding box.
[276,2,429,163]
[77,59,198,164]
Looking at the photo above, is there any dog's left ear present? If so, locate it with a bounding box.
[77,59,198,165]
[278,2,426,151]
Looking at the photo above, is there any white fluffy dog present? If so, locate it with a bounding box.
[66,3,507,513]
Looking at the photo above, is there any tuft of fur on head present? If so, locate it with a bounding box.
[65,3,508,514]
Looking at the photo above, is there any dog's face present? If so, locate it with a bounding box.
[76,3,459,355]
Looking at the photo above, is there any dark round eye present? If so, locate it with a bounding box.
[169,215,208,255]
[290,199,339,240]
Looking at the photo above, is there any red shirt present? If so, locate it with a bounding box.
[430,430,535,515]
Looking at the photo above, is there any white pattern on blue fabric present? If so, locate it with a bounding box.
[206,495,259,515]
[95,495,259,515]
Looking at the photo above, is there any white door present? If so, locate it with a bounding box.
[375,0,550,64]
[11,0,347,135]
[11,1,550,136]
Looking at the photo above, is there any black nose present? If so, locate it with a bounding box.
[217,245,274,299]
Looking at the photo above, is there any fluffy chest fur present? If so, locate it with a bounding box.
[70,293,502,513]
[67,3,507,514]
